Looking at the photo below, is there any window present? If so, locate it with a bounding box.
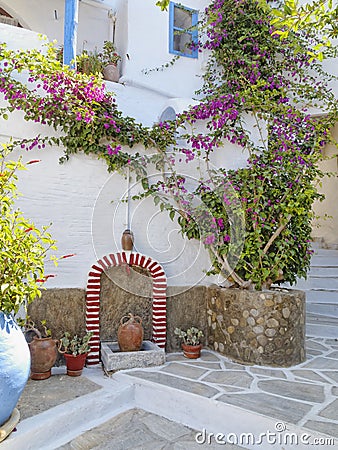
[169,2,198,58]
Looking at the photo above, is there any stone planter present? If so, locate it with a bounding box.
[207,287,305,367]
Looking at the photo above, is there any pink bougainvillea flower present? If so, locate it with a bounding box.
[204,234,216,245]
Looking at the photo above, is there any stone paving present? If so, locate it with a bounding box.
[17,375,101,421]
[122,337,338,440]
[7,336,338,449]
[57,408,244,450]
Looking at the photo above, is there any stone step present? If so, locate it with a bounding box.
[306,303,338,318]
[312,248,338,258]
[306,325,337,339]
[310,255,338,267]
[0,370,134,450]
[115,372,337,450]
[295,277,338,290]
[306,314,338,338]
[306,290,338,304]
[309,267,338,277]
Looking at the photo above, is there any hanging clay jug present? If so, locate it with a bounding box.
[121,229,134,251]
[117,313,143,352]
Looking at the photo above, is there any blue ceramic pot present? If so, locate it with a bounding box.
[0,312,30,426]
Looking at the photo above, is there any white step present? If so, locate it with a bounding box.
[306,303,338,317]
[295,277,338,290]
[116,372,337,450]
[0,370,134,450]
[306,314,338,338]
[309,266,338,277]
[310,255,338,266]
[312,248,338,258]
[306,290,338,304]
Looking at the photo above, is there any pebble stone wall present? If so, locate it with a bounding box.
[207,286,306,367]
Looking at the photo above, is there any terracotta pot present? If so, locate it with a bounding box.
[29,337,58,380]
[64,353,88,377]
[103,63,119,82]
[117,314,143,352]
[182,343,202,359]
[121,229,134,251]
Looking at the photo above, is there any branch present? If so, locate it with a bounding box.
[263,213,292,255]
[209,245,249,288]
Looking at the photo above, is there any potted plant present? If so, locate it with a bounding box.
[76,49,104,75]
[20,318,58,381]
[101,40,121,82]
[0,154,56,436]
[58,331,93,376]
[174,326,204,359]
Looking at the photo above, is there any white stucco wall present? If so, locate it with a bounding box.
[121,0,209,98]
[1,0,337,295]
[313,124,338,247]
[0,0,209,98]
[0,0,114,53]
[0,135,232,289]
[0,22,46,51]
[0,21,243,290]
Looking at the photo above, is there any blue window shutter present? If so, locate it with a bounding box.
[64,0,78,68]
[169,2,175,55]
[191,10,198,58]
[168,2,198,59]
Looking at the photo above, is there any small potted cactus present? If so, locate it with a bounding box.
[174,326,204,359]
[58,331,93,376]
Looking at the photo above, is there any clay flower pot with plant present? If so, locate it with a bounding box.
[20,318,58,381]
[58,331,93,376]
[0,155,57,439]
[174,327,204,359]
[76,49,104,75]
[101,40,121,82]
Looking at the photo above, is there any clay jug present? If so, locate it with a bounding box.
[103,63,120,82]
[117,313,143,352]
[121,229,134,251]
[29,336,58,380]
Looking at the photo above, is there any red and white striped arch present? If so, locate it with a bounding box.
[85,252,167,365]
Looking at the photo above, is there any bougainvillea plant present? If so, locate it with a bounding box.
[142,0,338,289]
[0,42,161,175]
[0,0,337,290]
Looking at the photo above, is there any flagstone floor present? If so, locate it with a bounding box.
[9,336,338,449]
[122,337,338,439]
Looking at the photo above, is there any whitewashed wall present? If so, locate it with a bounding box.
[0,0,209,98]
[0,0,113,53]
[120,0,209,98]
[0,136,236,289]
[0,21,247,290]
[1,0,337,296]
